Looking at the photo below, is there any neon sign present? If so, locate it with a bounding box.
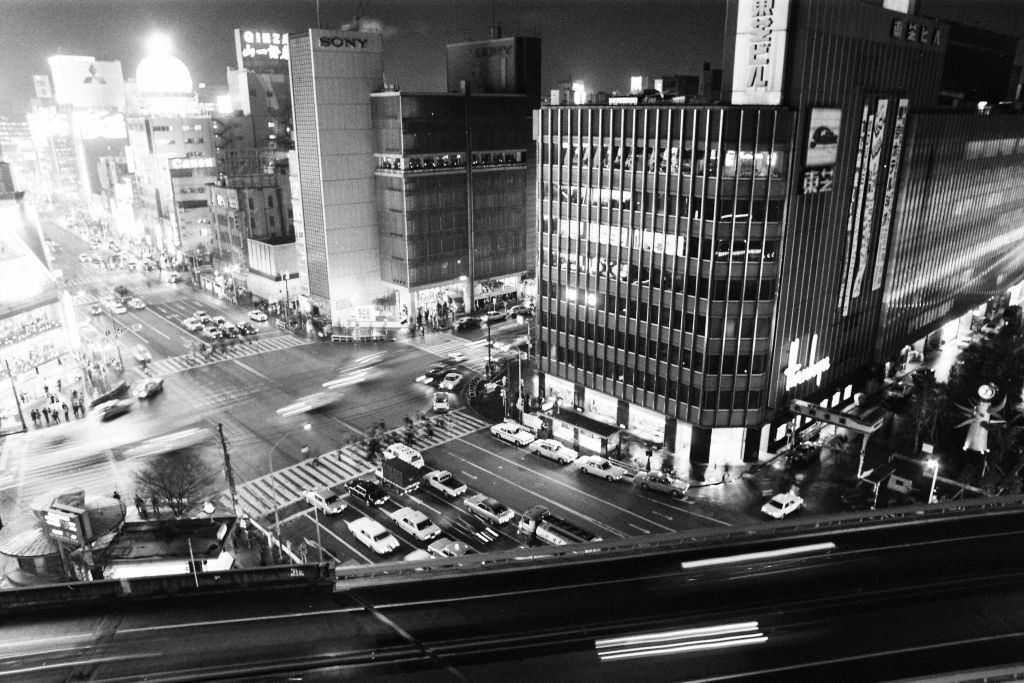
[784,334,831,390]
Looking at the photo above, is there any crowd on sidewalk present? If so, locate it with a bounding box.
[25,383,87,428]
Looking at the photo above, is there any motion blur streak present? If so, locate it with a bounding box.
[680,542,836,570]
[596,622,766,661]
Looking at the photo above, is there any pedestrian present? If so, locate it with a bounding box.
[43,409,50,426]
[151,495,160,517]
[57,378,62,393]
[62,402,69,421]
[112,490,121,500]
[134,494,147,519]
[51,408,60,424]
[43,384,49,396]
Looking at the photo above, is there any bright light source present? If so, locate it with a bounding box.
[303,423,312,431]
[926,457,938,470]
[216,94,233,115]
[585,292,597,306]
[680,542,836,570]
[596,622,766,661]
[147,32,173,55]
[565,289,578,301]
[630,76,643,93]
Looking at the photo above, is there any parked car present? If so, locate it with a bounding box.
[248,310,268,322]
[423,470,467,498]
[578,455,626,481]
[490,421,536,446]
[526,438,578,464]
[345,478,389,506]
[304,488,347,514]
[633,471,689,498]
[452,316,481,331]
[95,399,133,421]
[346,516,399,555]
[761,491,804,519]
[464,493,515,525]
[390,507,442,542]
[438,372,463,391]
[427,537,470,558]
[135,377,164,400]
[432,392,451,413]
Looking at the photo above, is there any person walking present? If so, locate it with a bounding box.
[134,495,148,520]
[43,409,50,426]
[51,408,60,424]
[62,402,69,421]
[151,495,160,517]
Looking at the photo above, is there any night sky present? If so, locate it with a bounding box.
[1,0,1022,116]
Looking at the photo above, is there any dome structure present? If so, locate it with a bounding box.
[136,53,193,95]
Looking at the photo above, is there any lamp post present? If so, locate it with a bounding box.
[267,422,311,562]
[925,457,939,504]
[278,271,295,321]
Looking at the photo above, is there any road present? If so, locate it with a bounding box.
[3,510,1024,680]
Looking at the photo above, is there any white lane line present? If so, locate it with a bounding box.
[628,522,651,534]
[148,305,205,344]
[460,439,673,534]
[460,470,478,480]
[314,518,377,564]
[650,510,673,521]
[122,606,362,634]
[232,359,272,381]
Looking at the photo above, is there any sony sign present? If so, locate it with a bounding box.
[319,36,369,49]
[784,334,831,391]
[731,0,791,105]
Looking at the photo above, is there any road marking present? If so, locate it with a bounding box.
[313,517,378,564]
[459,439,673,534]
[650,510,673,521]
[460,470,478,480]
[233,359,272,381]
[628,522,651,534]
[122,606,362,634]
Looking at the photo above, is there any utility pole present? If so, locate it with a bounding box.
[4,359,27,432]
[218,423,239,517]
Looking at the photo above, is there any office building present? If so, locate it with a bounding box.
[536,0,1024,472]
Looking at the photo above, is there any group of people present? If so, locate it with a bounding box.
[28,388,86,427]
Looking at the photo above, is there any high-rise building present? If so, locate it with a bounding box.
[536,0,1024,473]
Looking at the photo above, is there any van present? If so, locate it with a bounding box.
[383,443,425,469]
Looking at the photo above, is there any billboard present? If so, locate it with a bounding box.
[33,74,53,99]
[731,0,791,105]
[234,29,290,75]
[48,56,126,111]
[801,108,841,195]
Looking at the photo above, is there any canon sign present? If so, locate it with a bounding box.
[319,36,368,49]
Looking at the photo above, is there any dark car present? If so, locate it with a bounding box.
[239,322,258,336]
[345,478,390,507]
[453,316,481,331]
[416,362,453,385]
[508,305,534,319]
[911,367,935,386]
[482,310,506,325]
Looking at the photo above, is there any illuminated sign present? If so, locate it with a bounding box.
[33,74,53,99]
[48,56,126,111]
[234,29,289,73]
[731,0,791,105]
[872,98,909,291]
[783,334,831,390]
[891,18,942,46]
[319,36,369,49]
[169,157,215,170]
[850,99,889,300]
[802,108,841,194]
[43,504,88,546]
[839,104,871,316]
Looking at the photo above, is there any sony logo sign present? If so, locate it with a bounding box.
[319,36,368,48]
[474,46,512,57]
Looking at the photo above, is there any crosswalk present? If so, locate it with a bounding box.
[227,408,492,519]
[143,334,312,376]
[398,320,524,373]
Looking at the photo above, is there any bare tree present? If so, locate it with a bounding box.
[135,450,216,517]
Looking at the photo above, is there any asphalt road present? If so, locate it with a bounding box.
[4,511,1024,680]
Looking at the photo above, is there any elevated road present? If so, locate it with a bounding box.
[3,501,1024,680]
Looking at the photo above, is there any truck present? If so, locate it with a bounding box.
[376,456,422,494]
[517,505,603,547]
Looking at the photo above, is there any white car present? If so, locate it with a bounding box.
[438,372,463,391]
[346,516,400,555]
[248,310,268,322]
[432,392,451,414]
[128,297,146,310]
[423,470,467,499]
[446,352,467,363]
[132,345,152,363]
[464,493,515,525]
[390,506,442,542]
[579,455,627,481]
[427,537,470,558]
[761,492,804,519]
[304,488,347,514]
[182,317,204,332]
[110,303,127,315]
[489,421,536,446]
[526,438,578,464]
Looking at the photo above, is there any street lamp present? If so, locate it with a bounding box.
[278,271,294,320]
[267,422,312,563]
[925,457,939,504]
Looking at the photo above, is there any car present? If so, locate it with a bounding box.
[194,310,208,321]
[346,516,399,555]
[135,377,164,399]
[167,273,180,284]
[203,326,222,339]
[578,455,627,481]
[248,310,268,322]
[276,391,342,417]
[633,471,689,498]
[482,310,506,325]
[221,323,239,339]
[304,488,347,514]
[211,316,228,328]
[403,549,433,562]
[390,506,442,542]
[182,317,204,332]
[239,322,258,336]
[416,363,452,385]
[427,537,470,558]
[89,305,103,316]
[883,382,914,400]
[495,335,530,353]
[526,438,578,464]
[132,345,152,364]
[110,303,127,314]
[95,399,133,421]
[432,392,451,413]
[508,304,534,318]
[911,367,935,386]
[438,372,463,391]
[464,493,515,525]
[452,316,481,331]
[761,491,804,519]
[489,421,536,446]
[446,352,467,363]
[128,298,146,310]
[423,470,467,498]
[345,478,389,506]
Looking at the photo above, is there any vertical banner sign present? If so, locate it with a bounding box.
[840,103,872,316]
[731,0,792,105]
[871,98,910,291]
[851,99,889,300]
[32,74,53,99]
